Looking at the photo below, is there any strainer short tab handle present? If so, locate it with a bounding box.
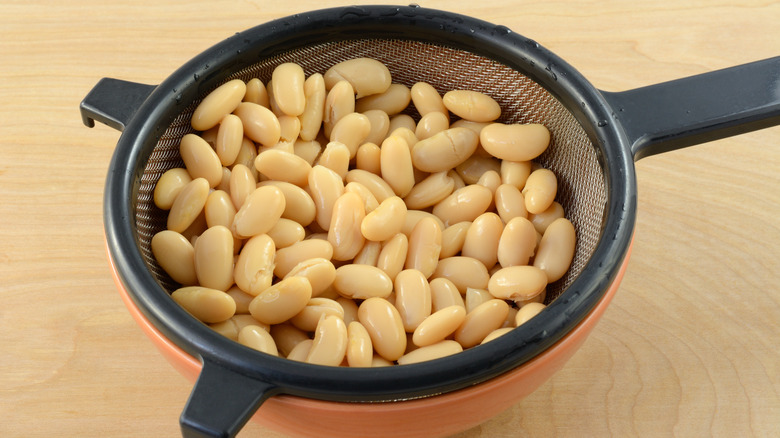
[78,5,780,438]
[179,360,281,438]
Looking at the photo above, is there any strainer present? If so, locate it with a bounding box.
[80,5,780,438]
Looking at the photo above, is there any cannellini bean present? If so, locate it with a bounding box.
[270,323,310,357]
[266,218,305,248]
[258,180,316,227]
[362,110,391,145]
[431,256,490,294]
[308,165,345,230]
[411,82,448,119]
[293,139,323,166]
[494,184,528,223]
[388,114,416,133]
[328,192,366,261]
[405,217,442,278]
[361,196,407,242]
[243,78,269,108]
[523,168,558,215]
[290,297,344,332]
[488,265,547,301]
[233,234,275,296]
[516,302,546,326]
[171,286,236,323]
[255,149,312,187]
[330,113,371,158]
[333,264,393,299]
[323,80,355,137]
[217,166,232,193]
[528,201,565,235]
[284,257,336,297]
[454,299,509,348]
[429,278,465,312]
[216,114,244,166]
[228,163,256,210]
[278,115,302,143]
[238,325,279,356]
[376,233,408,282]
[415,111,449,140]
[346,321,374,367]
[151,230,197,286]
[461,213,503,270]
[500,160,532,189]
[353,240,382,266]
[248,276,312,325]
[465,288,493,313]
[317,141,351,179]
[411,127,479,173]
[358,297,407,361]
[432,184,493,226]
[442,90,501,122]
[439,221,471,259]
[204,190,236,229]
[306,315,348,366]
[287,339,313,362]
[480,123,550,161]
[355,142,382,175]
[272,62,306,117]
[533,217,576,282]
[233,102,281,147]
[299,73,326,141]
[497,216,537,267]
[193,225,234,291]
[481,327,514,344]
[393,269,432,332]
[403,171,455,210]
[397,340,463,365]
[324,57,392,98]
[273,239,334,278]
[413,305,466,347]
[380,135,415,197]
[154,168,192,210]
[192,79,246,131]
[231,185,286,238]
[355,83,411,115]
[477,170,502,200]
[180,134,223,188]
[233,137,258,178]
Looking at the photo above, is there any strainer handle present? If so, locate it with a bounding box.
[180,359,280,438]
[80,78,155,132]
[602,56,780,161]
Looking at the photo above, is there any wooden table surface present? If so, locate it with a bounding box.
[2,1,778,436]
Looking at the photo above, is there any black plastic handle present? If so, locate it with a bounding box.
[601,56,780,161]
[80,78,156,132]
[180,359,280,438]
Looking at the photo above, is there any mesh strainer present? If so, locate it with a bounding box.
[80,5,780,438]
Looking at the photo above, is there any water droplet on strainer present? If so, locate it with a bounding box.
[597,120,608,127]
[193,73,200,81]
[494,25,512,35]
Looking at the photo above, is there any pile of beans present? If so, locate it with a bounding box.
[150,58,576,367]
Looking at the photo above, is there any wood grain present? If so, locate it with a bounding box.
[1,1,778,437]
